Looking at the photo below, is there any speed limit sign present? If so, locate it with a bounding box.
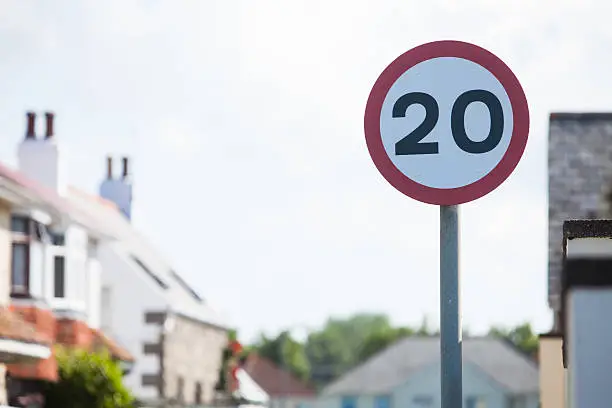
[364,40,529,205]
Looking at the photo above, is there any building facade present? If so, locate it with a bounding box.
[0,176,57,406]
[1,112,133,404]
[58,139,230,404]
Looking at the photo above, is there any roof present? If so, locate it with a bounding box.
[547,112,612,313]
[0,307,51,345]
[65,187,230,330]
[321,336,539,396]
[550,112,612,122]
[0,162,113,240]
[243,354,316,397]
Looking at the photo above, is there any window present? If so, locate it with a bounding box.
[413,396,433,407]
[508,396,526,408]
[177,376,184,402]
[341,396,357,408]
[465,396,486,408]
[54,256,65,298]
[101,286,112,330]
[194,382,203,404]
[9,215,43,296]
[51,232,65,246]
[374,395,391,408]
[11,243,29,294]
[130,255,168,289]
[10,216,29,234]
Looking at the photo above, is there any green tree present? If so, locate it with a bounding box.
[252,331,310,381]
[305,313,394,386]
[488,322,539,355]
[44,346,134,408]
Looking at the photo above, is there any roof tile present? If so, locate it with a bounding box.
[243,354,316,397]
[0,307,51,345]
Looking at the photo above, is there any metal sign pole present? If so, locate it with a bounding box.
[440,205,462,408]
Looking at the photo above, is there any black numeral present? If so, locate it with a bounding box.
[393,90,504,155]
[393,92,439,155]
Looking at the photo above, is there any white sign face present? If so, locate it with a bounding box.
[380,57,513,189]
[364,41,529,205]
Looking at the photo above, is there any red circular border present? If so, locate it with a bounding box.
[364,40,529,205]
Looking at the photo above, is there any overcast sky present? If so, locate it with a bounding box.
[1,0,610,341]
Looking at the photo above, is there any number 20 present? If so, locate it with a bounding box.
[392,90,504,155]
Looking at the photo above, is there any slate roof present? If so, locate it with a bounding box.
[243,354,316,397]
[548,112,612,312]
[65,188,230,329]
[321,336,539,396]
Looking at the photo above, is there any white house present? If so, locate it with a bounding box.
[64,156,232,405]
[9,110,235,406]
[8,110,233,406]
[0,111,134,404]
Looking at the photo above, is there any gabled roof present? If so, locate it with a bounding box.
[0,162,113,240]
[321,336,538,396]
[65,188,230,330]
[243,354,316,397]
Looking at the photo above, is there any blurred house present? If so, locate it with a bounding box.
[0,112,134,405]
[318,337,539,408]
[0,175,59,405]
[542,112,612,408]
[242,354,316,408]
[9,111,232,406]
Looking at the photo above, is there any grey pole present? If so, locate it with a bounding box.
[440,205,462,408]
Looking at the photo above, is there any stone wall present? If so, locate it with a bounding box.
[162,314,227,405]
[548,113,612,317]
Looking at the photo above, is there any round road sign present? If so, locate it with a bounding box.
[364,40,529,205]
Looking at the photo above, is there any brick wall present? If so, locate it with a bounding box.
[162,315,227,405]
[548,113,612,318]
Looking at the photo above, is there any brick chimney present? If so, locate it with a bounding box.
[45,112,54,139]
[25,112,36,139]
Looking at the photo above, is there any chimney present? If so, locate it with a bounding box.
[106,157,113,179]
[18,111,63,193]
[25,112,36,139]
[122,157,129,179]
[100,155,133,221]
[45,112,54,139]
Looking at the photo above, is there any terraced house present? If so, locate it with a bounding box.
[10,111,232,406]
[0,112,135,405]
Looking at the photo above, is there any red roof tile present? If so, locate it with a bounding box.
[0,307,51,345]
[243,354,316,397]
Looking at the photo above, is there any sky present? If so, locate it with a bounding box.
[1,0,611,342]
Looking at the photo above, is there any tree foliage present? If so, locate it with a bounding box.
[252,331,310,381]
[488,322,539,355]
[44,346,134,408]
[249,314,539,389]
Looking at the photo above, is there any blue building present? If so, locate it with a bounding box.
[318,337,539,408]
